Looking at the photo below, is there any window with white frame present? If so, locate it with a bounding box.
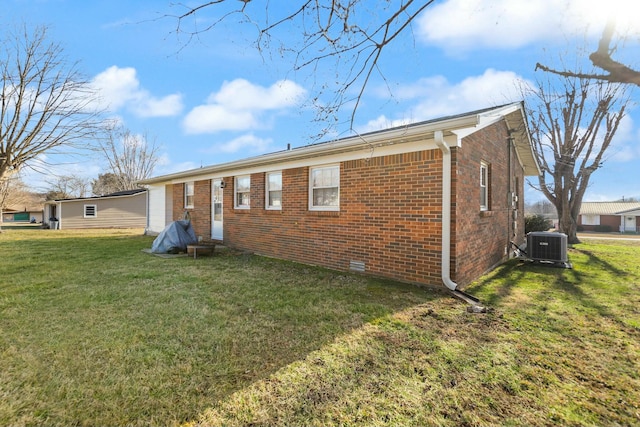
[480,161,489,211]
[235,175,251,209]
[84,204,97,218]
[184,182,194,208]
[309,165,339,211]
[266,171,282,210]
[581,214,600,226]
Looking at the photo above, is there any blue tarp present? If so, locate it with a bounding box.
[151,220,198,254]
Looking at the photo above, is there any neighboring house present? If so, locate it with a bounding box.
[2,207,44,223]
[579,202,640,233]
[140,103,540,290]
[43,189,147,230]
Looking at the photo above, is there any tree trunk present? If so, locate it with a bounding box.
[556,201,580,244]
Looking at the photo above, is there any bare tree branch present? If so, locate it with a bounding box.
[0,25,104,183]
[536,20,640,86]
[168,1,435,133]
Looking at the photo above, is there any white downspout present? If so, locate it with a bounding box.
[434,130,458,291]
[435,131,484,308]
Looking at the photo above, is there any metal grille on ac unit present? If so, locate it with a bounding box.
[527,232,568,263]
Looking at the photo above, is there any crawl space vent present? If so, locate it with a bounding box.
[349,260,366,272]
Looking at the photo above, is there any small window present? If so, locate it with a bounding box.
[266,171,282,210]
[184,182,194,208]
[309,165,339,211]
[235,175,251,209]
[84,204,97,218]
[480,162,489,211]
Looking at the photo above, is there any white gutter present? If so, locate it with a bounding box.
[434,131,458,291]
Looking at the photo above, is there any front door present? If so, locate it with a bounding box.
[625,216,636,232]
[211,179,223,240]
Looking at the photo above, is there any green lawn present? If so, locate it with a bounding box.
[1,229,639,426]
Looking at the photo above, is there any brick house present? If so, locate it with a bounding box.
[578,201,640,233]
[140,103,539,290]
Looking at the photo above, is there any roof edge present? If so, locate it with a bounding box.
[140,103,527,185]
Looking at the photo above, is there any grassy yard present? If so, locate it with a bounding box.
[1,230,638,426]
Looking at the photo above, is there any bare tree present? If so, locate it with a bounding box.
[169,1,435,130]
[523,74,628,243]
[0,25,103,184]
[0,175,31,231]
[98,125,160,191]
[536,20,640,86]
[44,174,90,200]
[0,175,31,209]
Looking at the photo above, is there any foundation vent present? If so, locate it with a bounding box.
[349,260,366,273]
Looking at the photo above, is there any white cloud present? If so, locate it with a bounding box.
[198,133,273,155]
[154,160,200,177]
[20,153,102,192]
[216,134,273,154]
[133,94,184,118]
[91,66,184,117]
[183,105,257,133]
[183,79,307,135]
[417,0,639,52]
[360,69,529,133]
[358,115,413,134]
[210,79,307,110]
[609,116,640,162]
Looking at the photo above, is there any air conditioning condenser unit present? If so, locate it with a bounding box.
[527,232,570,267]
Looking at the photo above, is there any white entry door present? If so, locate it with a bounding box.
[625,216,636,232]
[212,179,223,240]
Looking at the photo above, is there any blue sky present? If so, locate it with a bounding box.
[3,0,639,202]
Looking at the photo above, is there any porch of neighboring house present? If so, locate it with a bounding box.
[619,209,640,233]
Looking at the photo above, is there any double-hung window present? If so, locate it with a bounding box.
[480,161,489,211]
[235,175,251,209]
[184,182,194,208]
[309,165,339,211]
[266,171,282,210]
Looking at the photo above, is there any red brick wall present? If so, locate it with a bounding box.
[452,121,525,286]
[172,180,213,240]
[220,151,445,286]
[176,121,526,288]
[172,184,183,222]
[578,215,620,231]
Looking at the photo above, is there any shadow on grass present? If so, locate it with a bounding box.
[468,246,634,332]
[466,259,530,307]
[550,247,631,326]
[0,229,441,426]
[571,247,629,278]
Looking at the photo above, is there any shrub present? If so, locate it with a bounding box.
[525,214,553,234]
